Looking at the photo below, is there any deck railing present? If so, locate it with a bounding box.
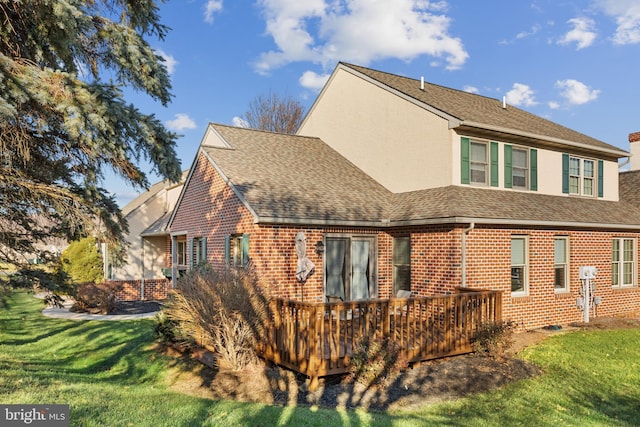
[259,288,502,387]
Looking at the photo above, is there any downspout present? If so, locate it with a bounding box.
[461,222,475,288]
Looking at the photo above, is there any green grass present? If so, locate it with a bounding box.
[2,291,640,426]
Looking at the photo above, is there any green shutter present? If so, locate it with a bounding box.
[598,160,604,198]
[530,149,538,191]
[188,238,194,269]
[241,234,250,267]
[224,235,230,265]
[562,154,569,194]
[461,137,470,184]
[504,145,513,189]
[490,142,499,187]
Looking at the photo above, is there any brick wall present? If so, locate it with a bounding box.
[464,226,640,330]
[109,279,171,301]
[170,152,640,330]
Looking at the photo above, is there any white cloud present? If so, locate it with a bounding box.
[595,0,640,44]
[155,49,177,75]
[463,85,479,94]
[204,0,224,24]
[555,79,600,105]
[231,116,249,128]
[557,17,597,49]
[516,24,541,40]
[166,113,197,131]
[548,101,560,109]
[299,70,330,91]
[232,116,249,128]
[254,0,468,75]
[505,83,537,107]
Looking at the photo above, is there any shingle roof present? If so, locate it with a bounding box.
[203,124,391,224]
[391,186,640,227]
[341,63,625,156]
[202,123,640,229]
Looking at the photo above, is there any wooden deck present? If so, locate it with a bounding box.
[258,288,502,387]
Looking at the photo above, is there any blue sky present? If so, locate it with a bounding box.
[110,0,640,206]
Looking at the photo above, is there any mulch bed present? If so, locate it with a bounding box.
[111,300,162,315]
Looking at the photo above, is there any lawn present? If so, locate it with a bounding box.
[1,290,640,426]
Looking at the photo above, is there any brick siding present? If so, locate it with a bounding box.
[109,279,171,301]
[170,152,640,330]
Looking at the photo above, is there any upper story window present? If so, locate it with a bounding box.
[505,145,537,191]
[512,148,528,189]
[461,138,498,187]
[563,154,603,197]
[470,142,488,185]
[461,138,537,191]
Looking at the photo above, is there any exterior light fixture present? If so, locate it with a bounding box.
[315,240,325,256]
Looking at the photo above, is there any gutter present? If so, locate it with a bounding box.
[254,215,640,231]
[461,222,475,288]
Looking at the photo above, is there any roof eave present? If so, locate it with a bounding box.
[458,121,628,159]
[256,215,640,230]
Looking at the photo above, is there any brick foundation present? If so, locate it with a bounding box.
[108,279,171,302]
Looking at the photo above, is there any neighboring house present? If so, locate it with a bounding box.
[168,62,640,330]
[103,172,186,300]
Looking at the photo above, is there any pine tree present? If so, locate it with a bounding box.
[0,1,181,287]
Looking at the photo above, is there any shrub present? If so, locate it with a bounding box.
[472,320,515,357]
[60,237,103,284]
[70,281,123,314]
[160,264,270,371]
[348,335,408,387]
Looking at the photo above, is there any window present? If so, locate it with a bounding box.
[325,235,377,301]
[505,145,537,190]
[511,236,528,295]
[461,138,498,187]
[393,236,411,294]
[612,238,636,288]
[225,234,249,267]
[176,238,187,266]
[470,142,488,185]
[512,148,528,189]
[193,237,207,266]
[554,237,569,292]
[563,155,602,197]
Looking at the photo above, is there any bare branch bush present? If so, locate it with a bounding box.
[160,264,270,371]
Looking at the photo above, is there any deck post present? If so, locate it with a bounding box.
[308,303,319,384]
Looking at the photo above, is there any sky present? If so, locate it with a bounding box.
[110,0,640,207]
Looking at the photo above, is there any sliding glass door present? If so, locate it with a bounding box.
[324,235,377,301]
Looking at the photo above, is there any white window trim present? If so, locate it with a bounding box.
[554,236,570,293]
[612,237,637,288]
[511,235,529,297]
[569,156,597,197]
[511,147,529,190]
[470,140,489,186]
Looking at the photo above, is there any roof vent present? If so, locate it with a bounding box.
[420,76,424,91]
[502,96,507,109]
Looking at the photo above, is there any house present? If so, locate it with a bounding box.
[103,172,186,300]
[168,62,640,330]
